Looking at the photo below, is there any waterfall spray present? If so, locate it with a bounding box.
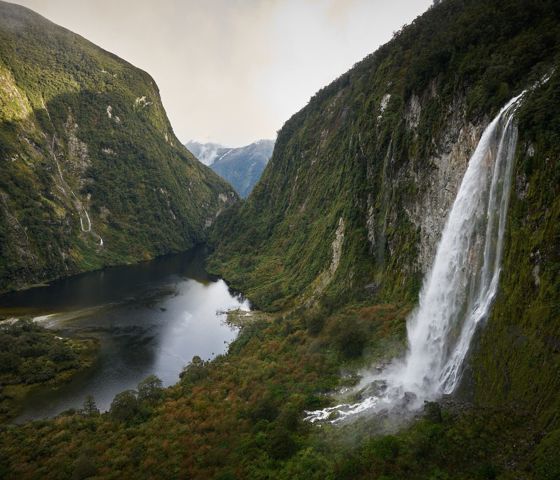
[306,92,525,423]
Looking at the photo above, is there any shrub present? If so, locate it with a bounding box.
[109,390,138,423]
[137,374,163,404]
[326,316,368,359]
[534,429,560,480]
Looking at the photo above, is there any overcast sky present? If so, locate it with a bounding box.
[15,0,432,147]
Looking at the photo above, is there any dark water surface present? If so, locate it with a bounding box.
[0,248,249,421]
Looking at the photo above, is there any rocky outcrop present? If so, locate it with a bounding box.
[404,98,485,273]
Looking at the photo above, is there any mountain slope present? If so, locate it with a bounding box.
[211,0,560,425]
[212,0,559,310]
[0,1,559,479]
[186,140,274,198]
[0,1,236,292]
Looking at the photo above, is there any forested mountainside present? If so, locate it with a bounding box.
[212,0,560,425]
[208,0,560,466]
[1,0,559,479]
[186,140,274,198]
[211,0,559,315]
[0,1,236,292]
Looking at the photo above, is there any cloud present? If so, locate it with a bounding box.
[13,0,432,146]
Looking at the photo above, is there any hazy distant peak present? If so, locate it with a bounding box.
[185,141,225,166]
[185,139,275,197]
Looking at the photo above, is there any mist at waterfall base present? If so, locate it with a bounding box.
[306,93,524,424]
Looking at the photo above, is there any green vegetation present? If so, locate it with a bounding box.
[471,70,560,430]
[0,0,559,478]
[0,305,404,478]
[205,0,558,476]
[0,319,97,422]
[108,375,164,424]
[210,0,560,313]
[0,305,554,479]
[0,1,236,293]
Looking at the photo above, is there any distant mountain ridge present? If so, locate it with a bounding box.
[184,141,224,166]
[186,140,274,198]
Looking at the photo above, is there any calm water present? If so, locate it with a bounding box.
[0,248,249,422]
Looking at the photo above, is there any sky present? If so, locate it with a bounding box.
[15,0,433,147]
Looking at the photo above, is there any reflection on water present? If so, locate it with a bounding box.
[0,248,249,422]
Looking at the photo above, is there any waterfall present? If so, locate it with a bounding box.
[306,92,524,423]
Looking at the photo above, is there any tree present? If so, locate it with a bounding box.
[82,395,99,416]
[180,356,208,385]
[137,374,163,404]
[48,341,76,362]
[109,390,138,422]
[72,453,97,480]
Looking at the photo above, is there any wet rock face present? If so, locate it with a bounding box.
[414,93,477,270]
[330,217,345,275]
[365,90,486,276]
[64,113,91,181]
[408,120,484,273]
[405,94,422,129]
[358,379,388,399]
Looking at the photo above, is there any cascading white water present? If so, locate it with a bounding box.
[306,92,525,423]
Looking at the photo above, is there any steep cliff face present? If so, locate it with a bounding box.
[469,73,560,429]
[0,1,236,292]
[213,0,559,312]
[212,0,560,426]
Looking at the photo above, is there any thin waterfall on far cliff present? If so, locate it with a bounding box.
[306,92,525,423]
